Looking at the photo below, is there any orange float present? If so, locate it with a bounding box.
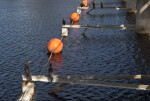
[47,38,63,54]
[80,1,87,7]
[70,12,79,22]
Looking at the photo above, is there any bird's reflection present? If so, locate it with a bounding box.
[82,28,88,40]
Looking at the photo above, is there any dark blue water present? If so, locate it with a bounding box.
[0,0,150,100]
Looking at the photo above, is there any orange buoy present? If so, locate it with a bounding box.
[80,1,87,7]
[70,12,79,22]
[47,38,63,54]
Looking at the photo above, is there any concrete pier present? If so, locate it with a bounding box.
[126,0,137,13]
[136,0,150,35]
[121,0,126,3]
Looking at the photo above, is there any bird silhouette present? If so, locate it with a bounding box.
[80,3,84,7]
[101,1,103,8]
[62,18,66,25]
[48,63,54,82]
[92,2,95,9]
[24,61,32,84]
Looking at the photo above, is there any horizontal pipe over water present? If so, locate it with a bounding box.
[78,7,129,10]
[62,24,143,31]
[22,75,150,91]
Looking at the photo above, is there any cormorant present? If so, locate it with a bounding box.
[48,63,54,82]
[101,1,103,8]
[92,2,95,9]
[62,18,66,25]
[24,61,32,84]
[80,3,84,7]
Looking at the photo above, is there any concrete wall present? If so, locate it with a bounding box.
[136,0,150,35]
[126,0,137,13]
[121,0,126,3]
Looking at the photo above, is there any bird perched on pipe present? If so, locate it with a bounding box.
[62,18,66,25]
[24,61,32,84]
[92,1,95,9]
[80,3,84,7]
[101,1,103,8]
[48,63,54,82]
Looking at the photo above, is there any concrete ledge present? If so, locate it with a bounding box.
[136,0,150,34]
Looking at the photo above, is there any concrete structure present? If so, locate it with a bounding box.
[125,0,150,35]
[136,0,150,35]
[121,0,126,3]
[126,0,137,13]
[62,27,68,37]
[18,82,34,101]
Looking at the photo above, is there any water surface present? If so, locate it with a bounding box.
[0,0,150,100]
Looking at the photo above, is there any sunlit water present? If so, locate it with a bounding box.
[0,0,150,100]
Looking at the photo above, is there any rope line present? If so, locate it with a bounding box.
[40,48,54,75]
[71,15,77,24]
[60,36,64,41]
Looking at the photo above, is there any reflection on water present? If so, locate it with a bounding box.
[49,53,64,74]
[72,21,79,25]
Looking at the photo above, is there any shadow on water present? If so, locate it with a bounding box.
[49,93,66,101]
[87,12,125,18]
[126,13,136,24]
[136,35,150,72]
[125,8,150,74]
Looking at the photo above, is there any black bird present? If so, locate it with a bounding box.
[62,18,66,25]
[92,2,95,9]
[24,61,32,84]
[48,63,54,82]
[101,1,103,8]
[80,3,84,7]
